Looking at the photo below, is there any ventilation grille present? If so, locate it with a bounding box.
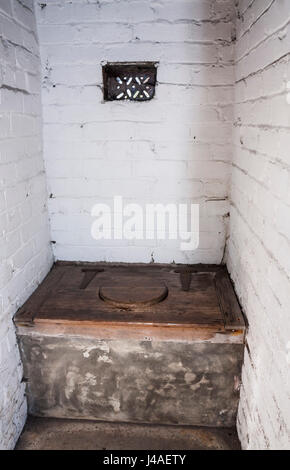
[103,62,157,102]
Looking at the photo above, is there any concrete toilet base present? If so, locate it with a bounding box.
[15,263,245,427]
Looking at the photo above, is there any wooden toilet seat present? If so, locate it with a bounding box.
[99,285,168,309]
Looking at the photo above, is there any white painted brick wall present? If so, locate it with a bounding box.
[35,0,235,264]
[0,0,53,449]
[1,0,288,450]
[227,0,290,450]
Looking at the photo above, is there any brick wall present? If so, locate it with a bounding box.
[35,0,235,263]
[227,0,290,450]
[0,0,53,449]
[1,0,289,450]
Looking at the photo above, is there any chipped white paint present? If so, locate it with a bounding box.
[34,0,235,264]
[168,362,186,372]
[227,0,290,451]
[0,0,53,450]
[109,397,121,413]
[184,372,197,384]
[98,354,112,363]
[85,373,97,387]
[65,365,80,399]
[82,343,109,357]
[0,0,289,450]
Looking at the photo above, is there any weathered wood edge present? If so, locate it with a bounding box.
[16,321,245,344]
[55,260,224,272]
[214,268,246,332]
[14,263,243,334]
[13,265,67,326]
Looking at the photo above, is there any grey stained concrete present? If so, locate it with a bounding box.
[18,333,243,427]
[16,417,241,450]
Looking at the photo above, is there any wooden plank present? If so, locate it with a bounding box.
[17,321,244,344]
[214,269,245,331]
[55,260,223,272]
[79,269,104,289]
[14,265,68,325]
[35,270,223,326]
[15,263,243,330]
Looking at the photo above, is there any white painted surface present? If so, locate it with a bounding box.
[0,0,53,449]
[35,0,235,264]
[227,0,290,450]
[0,0,289,450]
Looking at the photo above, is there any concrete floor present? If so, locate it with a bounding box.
[16,417,241,450]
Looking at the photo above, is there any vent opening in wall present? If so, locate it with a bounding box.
[102,62,157,102]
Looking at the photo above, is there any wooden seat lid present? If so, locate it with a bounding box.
[14,263,245,332]
[99,285,168,309]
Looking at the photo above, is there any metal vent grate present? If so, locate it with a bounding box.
[103,62,157,102]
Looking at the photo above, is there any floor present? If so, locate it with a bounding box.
[16,417,241,450]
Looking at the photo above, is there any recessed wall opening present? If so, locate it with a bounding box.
[102,62,157,101]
